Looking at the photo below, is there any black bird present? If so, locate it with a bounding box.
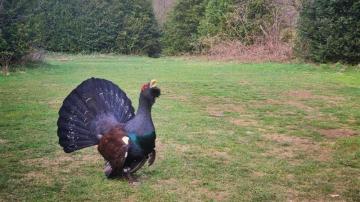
[57,78,160,179]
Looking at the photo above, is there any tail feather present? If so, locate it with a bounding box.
[57,78,135,153]
[92,78,134,121]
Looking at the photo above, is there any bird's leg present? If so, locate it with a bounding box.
[148,150,156,166]
[123,167,136,183]
[104,161,113,178]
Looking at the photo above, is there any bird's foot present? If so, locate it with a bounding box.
[123,167,138,184]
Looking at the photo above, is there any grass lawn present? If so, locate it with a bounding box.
[0,54,359,201]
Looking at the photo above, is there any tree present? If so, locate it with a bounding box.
[116,0,162,57]
[162,0,207,54]
[0,0,35,75]
[297,0,360,64]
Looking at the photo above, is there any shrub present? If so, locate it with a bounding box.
[198,0,233,37]
[223,0,275,44]
[34,0,161,56]
[162,0,277,55]
[297,0,360,64]
[162,0,207,54]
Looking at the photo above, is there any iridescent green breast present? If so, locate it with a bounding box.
[128,132,156,155]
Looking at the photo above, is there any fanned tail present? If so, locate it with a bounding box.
[57,78,135,153]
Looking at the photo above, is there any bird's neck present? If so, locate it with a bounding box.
[136,97,152,116]
[125,96,155,135]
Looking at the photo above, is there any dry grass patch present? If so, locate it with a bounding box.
[205,40,292,62]
[47,99,62,109]
[21,150,102,174]
[252,171,266,177]
[319,129,358,138]
[206,103,244,117]
[255,98,314,113]
[286,90,345,103]
[163,88,189,102]
[166,94,188,102]
[263,134,333,162]
[23,171,54,186]
[173,143,192,153]
[286,90,314,99]
[207,149,231,163]
[230,118,258,127]
[285,100,314,112]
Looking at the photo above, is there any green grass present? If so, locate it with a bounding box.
[0,54,359,201]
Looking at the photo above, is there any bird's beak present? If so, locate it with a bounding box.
[150,79,157,88]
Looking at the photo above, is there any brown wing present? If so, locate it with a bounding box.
[97,126,129,176]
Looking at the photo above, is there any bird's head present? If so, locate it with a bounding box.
[140,79,161,104]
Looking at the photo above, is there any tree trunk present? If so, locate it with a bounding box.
[2,62,9,76]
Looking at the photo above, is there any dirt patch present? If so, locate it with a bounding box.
[285,188,300,202]
[287,90,314,99]
[286,90,345,103]
[285,100,313,112]
[266,134,312,145]
[319,129,357,138]
[252,171,266,177]
[199,96,213,103]
[264,134,332,162]
[206,103,244,117]
[190,179,202,185]
[21,155,73,166]
[255,98,314,113]
[157,178,178,185]
[239,80,250,85]
[163,88,189,102]
[206,106,224,117]
[209,149,231,162]
[166,94,188,102]
[230,118,258,127]
[21,151,102,173]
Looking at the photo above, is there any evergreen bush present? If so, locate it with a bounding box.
[297,0,360,64]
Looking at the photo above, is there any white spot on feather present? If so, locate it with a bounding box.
[97,134,103,139]
[122,136,129,145]
[125,152,128,158]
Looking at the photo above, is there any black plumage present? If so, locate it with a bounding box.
[57,77,160,179]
